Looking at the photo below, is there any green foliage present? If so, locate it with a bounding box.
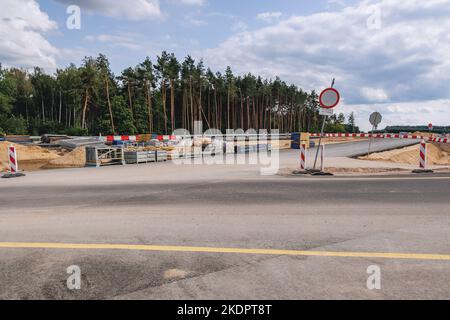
[65,126,88,136]
[325,122,346,133]
[0,115,27,135]
[112,95,136,135]
[346,112,359,133]
[384,126,449,134]
[0,53,362,135]
[28,120,65,135]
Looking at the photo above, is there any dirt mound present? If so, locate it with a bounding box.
[0,142,88,171]
[44,147,86,169]
[359,143,450,165]
[0,141,61,172]
[327,167,410,175]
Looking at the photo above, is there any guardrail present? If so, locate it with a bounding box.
[309,133,449,143]
[105,133,292,142]
[103,132,449,144]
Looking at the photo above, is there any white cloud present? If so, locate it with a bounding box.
[55,0,162,20]
[231,21,249,32]
[361,87,389,102]
[0,0,59,69]
[327,0,347,8]
[184,15,208,26]
[256,12,282,23]
[84,32,178,58]
[203,0,450,129]
[342,99,450,131]
[173,0,207,5]
[85,33,144,50]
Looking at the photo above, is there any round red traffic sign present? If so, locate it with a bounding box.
[319,88,340,109]
[428,123,433,130]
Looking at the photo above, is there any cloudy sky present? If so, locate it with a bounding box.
[1,0,449,130]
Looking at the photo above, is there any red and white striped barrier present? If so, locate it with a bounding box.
[419,140,427,169]
[8,145,18,173]
[105,135,178,142]
[106,135,139,142]
[300,143,307,170]
[156,135,177,141]
[309,133,449,143]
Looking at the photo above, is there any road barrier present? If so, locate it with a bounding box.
[412,140,434,174]
[106,135,138,142]
[300,143,307,171]
[309,133,449,143]
[420,140,427,169]
[8,145,18,173]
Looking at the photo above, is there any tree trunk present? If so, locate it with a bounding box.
[207,87,211,128]
[59,90,62,123]
[41,96,45,122]
[170,79,175,133]
[246,97,250,130]
[182,88,187,130]
[198,81,202,123]
[145,80,153,133]
[227,88,230,129]
[105,78,115,134]
[240,92,244,129]
[214,88,218,129]
[81,89,89,129]
[162,79,167,134]
[127,81,135,124]
[189,77,194,131]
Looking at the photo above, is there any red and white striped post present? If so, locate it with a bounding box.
[419,140,427,169]
[9,145,18,173]
[413,139,434,173]
[300,143,307,171]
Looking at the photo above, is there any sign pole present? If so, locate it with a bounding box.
[320,144,325,172]
[313,78,335,170]
[367,124,375,157]
[313,117,327,169]
[367,112,382,158]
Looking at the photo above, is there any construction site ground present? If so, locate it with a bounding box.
[3,136,449,174]
[1,138,450,299]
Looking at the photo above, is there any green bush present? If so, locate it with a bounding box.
[65,126,88,136]
[325,123,346,133]
[0,115,27,135]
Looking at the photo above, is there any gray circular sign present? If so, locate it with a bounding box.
[369,112,382,126]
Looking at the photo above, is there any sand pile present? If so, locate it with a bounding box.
[359,143,450,165]
[0,141,60,172]
[0,142,87,171]
[44,147,86,169]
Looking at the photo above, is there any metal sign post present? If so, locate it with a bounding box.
[313,79,340,170]
[368,112,382,156]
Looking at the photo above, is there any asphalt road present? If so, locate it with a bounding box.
[310,138,419,157]
[0,140,449,300]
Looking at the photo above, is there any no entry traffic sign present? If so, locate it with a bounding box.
[319,88,340,109]
[428,123,433,131]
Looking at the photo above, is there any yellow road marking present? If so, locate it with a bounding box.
[287,176,450,182]
[0,242,449,261]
